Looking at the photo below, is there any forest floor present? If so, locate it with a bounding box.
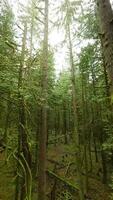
[0,152,15,200]
[47,145,112,200]
[0,145,112,200]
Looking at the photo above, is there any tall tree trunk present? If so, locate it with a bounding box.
[96,0,113,97]
[27,0,36,77]
[67,24,84,200]
[35,108,41,177]
[38,0,48,199]
[63,102,68,144]
[91,63,99,163]
[4,94,11,161]
[54,108,57,146]
[81,71,88,193]
[19,21,32,168]
[15,21,32,200]
[4,93,11,148]
[30,0,35,58]
[88,128,93,172]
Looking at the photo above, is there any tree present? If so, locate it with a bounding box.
[96,0,113,98]
[58,0,85,199]
[15,21,32,200]
[38,0,49,199]
[67,22,85,200]
[0,0,18,155]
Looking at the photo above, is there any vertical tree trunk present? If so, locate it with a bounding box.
[4,93,11,149]
[88,129,93,172]
[19,21,32,169]
[67,24,84,200]
[28,0,36,77]
[101,146,107,183]
[35,108,41,177]
[63,102,68,144]
[91,63,99,163]
[54,108,57,146]
[15,21,32,200]
[96,0,113,97]
[4,96,11,161]
[81,71,88,193]
[30,0,35,58]
[38,0,48,199]
[57,108,61,144]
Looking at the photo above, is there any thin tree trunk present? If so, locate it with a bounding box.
[67,23,84,200]
[91,63,99,163]
[15,21,32,200]
[63,102,68,144]
[88,129,93,172]
[81,71,88,193]
[4,93,11,144]
[93,136,98,163]
[35,108,41,177]
[38,0,49,199]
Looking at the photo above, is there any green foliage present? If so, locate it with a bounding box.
[53,70,71,104]
[0,0,113,199]
[78,0,99,39]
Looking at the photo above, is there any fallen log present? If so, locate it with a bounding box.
[47,169,78,193]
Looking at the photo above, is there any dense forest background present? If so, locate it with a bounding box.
[1,0,113,200]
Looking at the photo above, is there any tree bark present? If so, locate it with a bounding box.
[38,0,49,199]
[4,92,11,149]
[15,21,32,200]
[81,71,88,194]
[67,23,84,200]
[63,102,68,144]
[96,0,113,97]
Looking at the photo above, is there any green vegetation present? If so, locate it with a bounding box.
[0,0,113,200]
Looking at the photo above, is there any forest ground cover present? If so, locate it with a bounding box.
[0,145,111,200]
